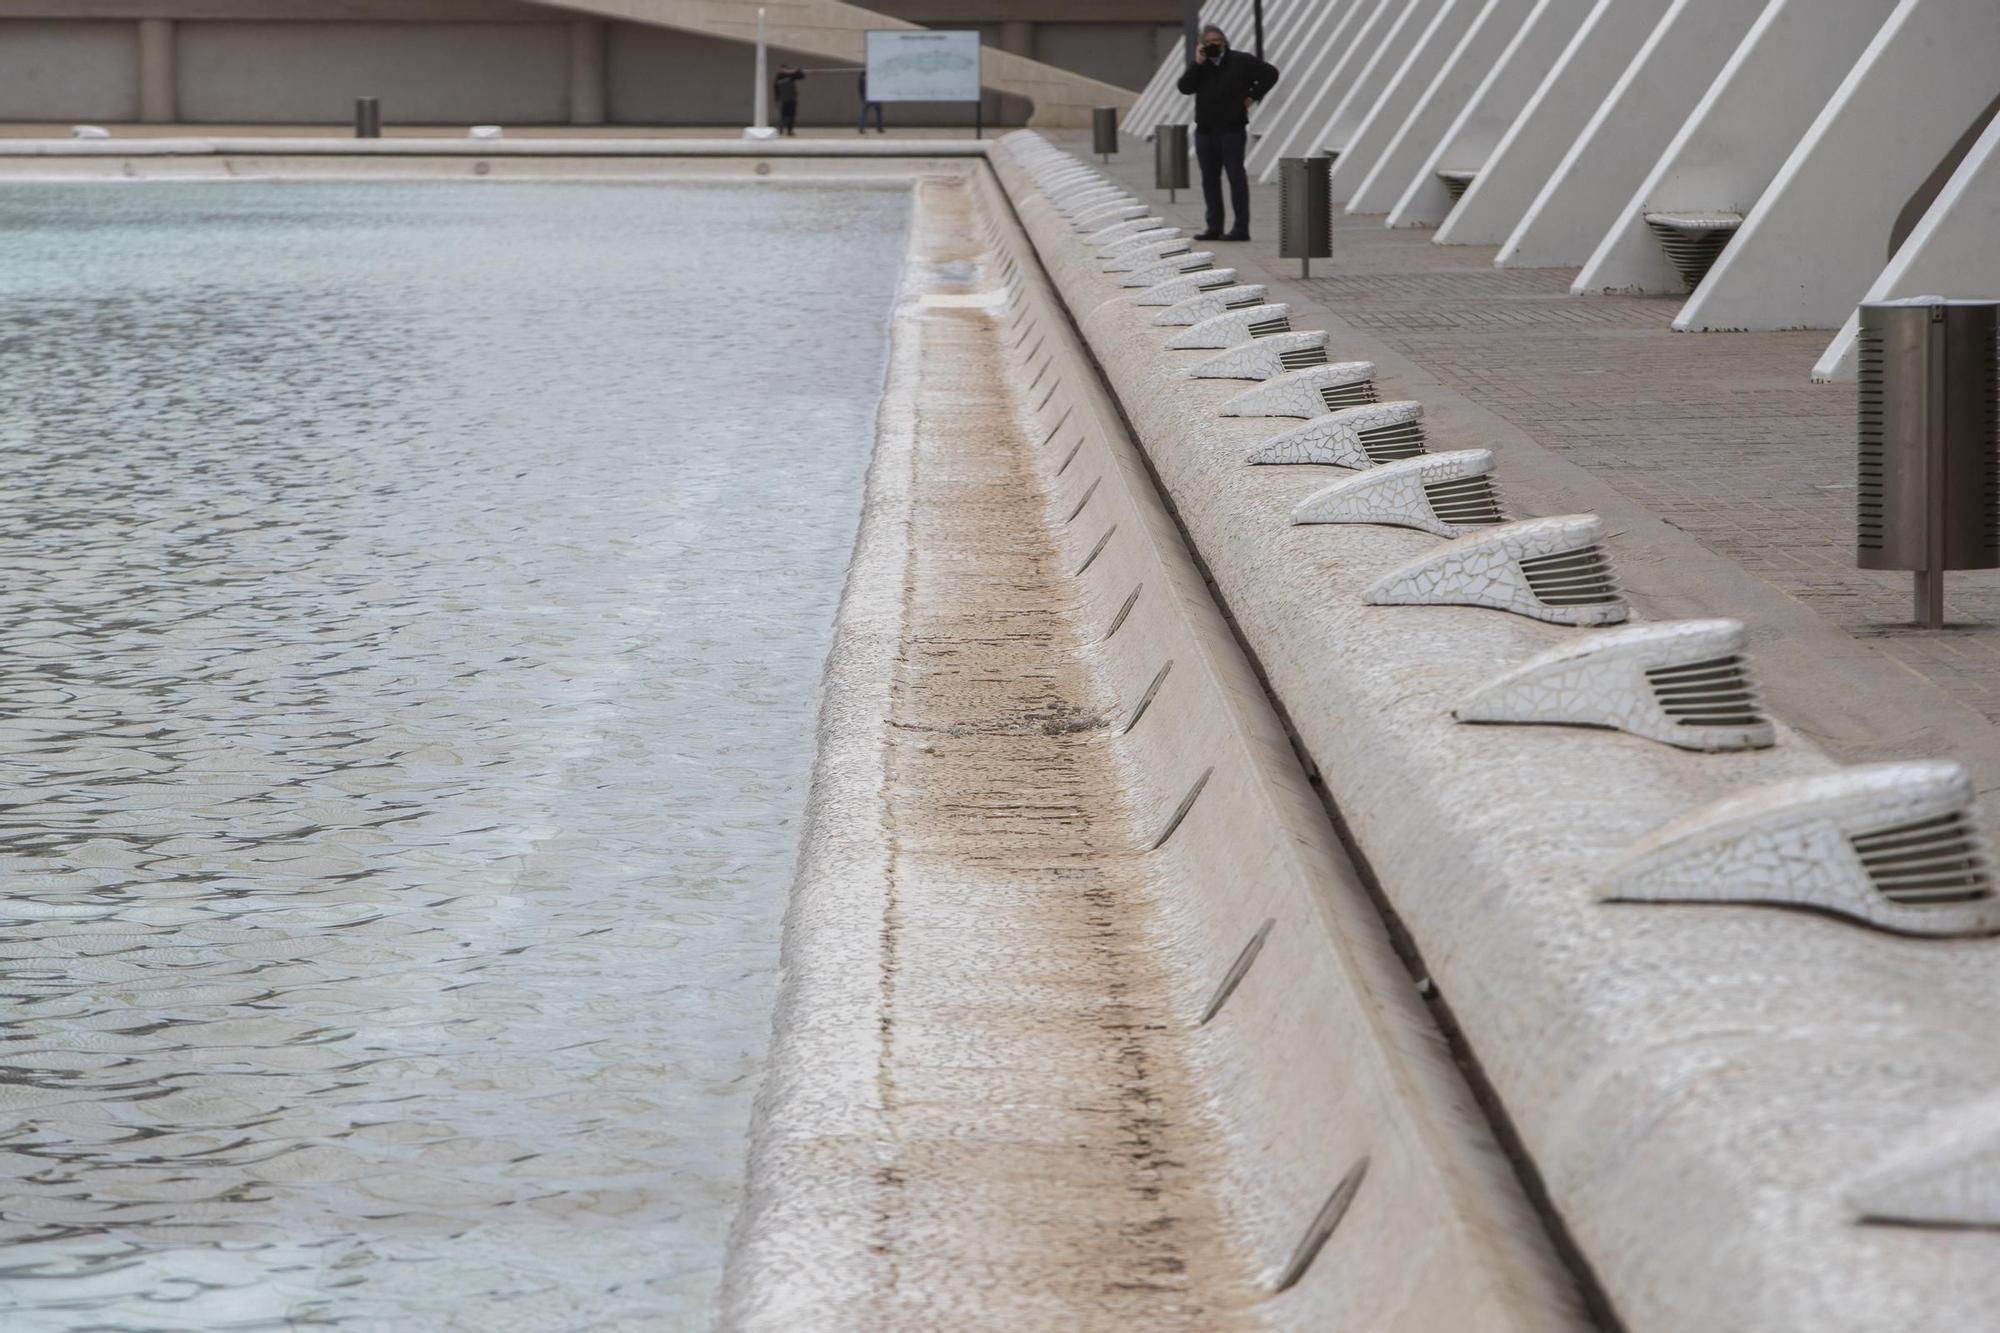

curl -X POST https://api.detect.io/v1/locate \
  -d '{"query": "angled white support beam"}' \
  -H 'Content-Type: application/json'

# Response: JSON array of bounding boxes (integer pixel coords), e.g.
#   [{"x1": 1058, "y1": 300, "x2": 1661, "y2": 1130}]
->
[
  {"x1": 1128, "y1": 0, "x2": 1253, "y2": 136},
  {"x1": 1496, "y1": 0, "x2": 1762, "y2": 268},
  {"x1": 1349, "y1": 0, "x2": 1539, "y2": 217},
  {"x1": 1816, "y1": 111, "x2": 2000, "y2": 379},
  {"x1": 1434, "y1": 0, "x2": 1671, "y2": 245},
  {"x1": 1247, "y1": 0, "x2": 1344, "y2": 153},
  {"x1": 1390, "y1": 0, "x2": 1595, "y2": 229},
  {"x1": 1251, "y1": 0, "x2": 1396, "y2": 178},
  {"x1": 1329, "y1": 0, "x2": 1485, "y2": 208},
  {"x1": 1678, "y1": 0, "x2": 2000, "y2": 332},
  {"x1": 1297, "y1": 0, "x2": 1448, "y2": 190},
  {"x1": 1574, "y1": 0, "x2": 1890, "y2": 296}
]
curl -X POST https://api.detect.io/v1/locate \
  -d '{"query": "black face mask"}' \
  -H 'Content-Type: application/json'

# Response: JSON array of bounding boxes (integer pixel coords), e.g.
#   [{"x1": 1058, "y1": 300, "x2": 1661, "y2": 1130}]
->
[{"x1": 1203, "y1": 43, "x2": 1224, "y2": 58}]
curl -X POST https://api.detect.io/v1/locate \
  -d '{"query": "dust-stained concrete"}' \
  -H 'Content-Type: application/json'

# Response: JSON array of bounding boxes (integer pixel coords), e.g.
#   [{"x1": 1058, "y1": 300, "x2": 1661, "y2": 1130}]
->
[{"x1": 723, "y1": 177, "x2": 1260, "y2": 1330}]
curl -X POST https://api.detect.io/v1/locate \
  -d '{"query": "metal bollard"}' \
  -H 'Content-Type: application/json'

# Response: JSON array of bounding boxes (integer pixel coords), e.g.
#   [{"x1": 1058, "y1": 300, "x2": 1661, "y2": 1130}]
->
[
  {"x1": 1279, "y1": 156, "x2": 1331, "y2": 279},
  {"x1": 1093, "y1": 107, "x2": 1118, "y2": 163},
  {"x1": 354, "y1": 97, "x2": 381, "y2": 139},
  {"x1": 1855, "y1": 298, "x2": 2000, "y2": 628},
  {"x1": 1154, "y1": 123, "x2": 1189, "y2": 203}
]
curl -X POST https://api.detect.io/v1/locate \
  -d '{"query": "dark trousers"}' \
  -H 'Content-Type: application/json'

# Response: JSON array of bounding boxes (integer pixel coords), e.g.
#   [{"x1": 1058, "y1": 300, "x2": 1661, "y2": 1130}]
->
[
  {"x1": 778, "y1": 100, "x2": 797, "y2": 135},
  {"x1": 858, "y1": 101, "x2": 884, "y2": 132},
  {"x1": 1194, "y1": 128, "x2": 1250, "y2": 236}
]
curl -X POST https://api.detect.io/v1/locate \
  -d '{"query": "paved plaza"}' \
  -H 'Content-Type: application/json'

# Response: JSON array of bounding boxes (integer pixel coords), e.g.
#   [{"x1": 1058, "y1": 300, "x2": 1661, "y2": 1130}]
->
[{"x1": 1070, "y1": 135, "x2": 2000, "y2": 746}]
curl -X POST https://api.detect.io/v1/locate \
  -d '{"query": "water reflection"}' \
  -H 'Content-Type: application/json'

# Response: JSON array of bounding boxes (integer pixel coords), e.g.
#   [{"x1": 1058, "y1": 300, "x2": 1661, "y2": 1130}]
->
[{"x1": 0, "y1": 179, "x2": 909, "y2": 1329}]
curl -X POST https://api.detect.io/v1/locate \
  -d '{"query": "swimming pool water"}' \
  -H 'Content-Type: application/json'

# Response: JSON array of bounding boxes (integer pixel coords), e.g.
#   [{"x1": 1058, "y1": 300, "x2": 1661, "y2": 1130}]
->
[{"x1": 0, "y1": 179, "x2": 910, "y2": 1330}]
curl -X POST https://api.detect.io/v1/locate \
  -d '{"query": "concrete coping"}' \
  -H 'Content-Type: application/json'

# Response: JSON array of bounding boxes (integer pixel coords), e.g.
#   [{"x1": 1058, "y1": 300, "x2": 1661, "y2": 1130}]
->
[{"x1": 0, "y1": 137, "x2": 997, "y2": 159}]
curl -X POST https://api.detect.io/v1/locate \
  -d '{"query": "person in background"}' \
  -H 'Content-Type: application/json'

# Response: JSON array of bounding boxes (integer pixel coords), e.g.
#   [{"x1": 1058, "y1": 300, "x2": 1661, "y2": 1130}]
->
[
  {"x1": 1175, "y1": 25, "x2": 1279, "y2": 242},
  {"x1": 774, "y1": 64, "x2": 805, "y2": 137},
  {"x1": 857, "y1": 70, "x2": 885, "y2": 135}
]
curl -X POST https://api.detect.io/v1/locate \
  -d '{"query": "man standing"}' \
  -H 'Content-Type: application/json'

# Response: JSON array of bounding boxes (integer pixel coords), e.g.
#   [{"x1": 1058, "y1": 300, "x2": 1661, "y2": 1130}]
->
[
  {"x1": 857, "y1": 69, "x2": 885, "y2": 135},
  {"x1": 774, "y1": 64, "x2": 805, "y2": 137},
  {"x1": 1174, "y1": 25, "x2": 1279, "y2": 242}
]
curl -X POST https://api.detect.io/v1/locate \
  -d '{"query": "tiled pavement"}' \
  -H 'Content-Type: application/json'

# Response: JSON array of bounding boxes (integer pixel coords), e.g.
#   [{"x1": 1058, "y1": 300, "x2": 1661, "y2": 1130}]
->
[{"x1": 1068, "y1": 137, "x2": 2000, "y2": 728}]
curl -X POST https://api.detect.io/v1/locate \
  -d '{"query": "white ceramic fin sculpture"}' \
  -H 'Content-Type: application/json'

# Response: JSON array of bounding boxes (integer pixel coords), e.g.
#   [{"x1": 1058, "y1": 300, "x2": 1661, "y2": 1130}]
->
[
  {"x1": 1248, "y1": 402, "x2": 1426, "y2": 467},
  {"x1": 1099, "y1": 228, "x2": 1184, "y2": 260},
  {"x1": 1598, "y1": 760, "x2": 2000, "y2": 936},
  {"x1": 1850, "y1": 1098, "x2": 2000, "y2": 1227},
  {"x1": 1188, "y1": 331, "x2": 1329, "y2": 380},
  {"x1": 1364, "y1": 515, "x2": 1629, "y2": 626},
  {"x1": 1104, "y1": 238, "x2": 1194, "y2": 272},
  {"x1": 1293, "y1": 450, "x2": 1503, "y2": 537},
  {"x1": 1167, "y1": 304, "x2": 1295, "y2": 350},
  {"x1": 1152, "y1": 285, "x2": 1270, "y2": 326},
  {"x1": 1455, "y1": 619, "x2": 1775, "y2": 752},
  {"x1": 1122, "y1": 253, "x2": 1216, "y2": 288},
  {"x1": 1087, "y1": 217, "x2": 1168, "y2": 246},
  {"x1": 1073, "y1": 202, "x2": 1148, "y2": 231},
  {"x1": 1133, "y1": 269, "x2": 1238, "y2": 306},
  {"x1": 1220, "y1": 363, "x2": 1378, "y2": 416}
]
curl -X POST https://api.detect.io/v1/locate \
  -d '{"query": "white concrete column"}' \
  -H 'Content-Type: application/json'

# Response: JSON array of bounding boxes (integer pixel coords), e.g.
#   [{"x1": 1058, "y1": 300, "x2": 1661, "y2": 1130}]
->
[
  {"x1": 1433, "y1": 0, "x2": 1669, "y2": 245},
  {"x1": 137, "y1": 18, "x2": 175, "y2": 125},
  {"x1": 1572, "y1": 0, "x2": 1890, "y2": 296},
  {"x1": 1252, "y1": 0, "x2": 1394, "y2": 177},
  {"x1": 1815, "y1": 112, "x2": 2000, "y2": 379},
  {"x1": 1331, "y1": 0, "x2": 1486, "y2": 209},
  {"x1": 1246, "y1": 0, "x2": 1336, "y2": 147},
  {"x1": 1677, "y1": 0, "x2": 2000, "y2": 332},
  {"x1": 1129, "y1": 0, "x2": 1253, "y2": 136},
  {"x1": 1387, "y1": 0, "x2": 1594, "y2": 229},
  {"x1": 1496, "y1": 0, "x2": 1762, "y2": 268},
  {"x1": 569, "y1": 19, "x2": 607, "y2": 126},
  {"x1": 1302, "y1": 0, "x2": 1446, "y2": 190},
  {"x1": 1349, "y1": 0, "x2": 1537, "y2": 216}
]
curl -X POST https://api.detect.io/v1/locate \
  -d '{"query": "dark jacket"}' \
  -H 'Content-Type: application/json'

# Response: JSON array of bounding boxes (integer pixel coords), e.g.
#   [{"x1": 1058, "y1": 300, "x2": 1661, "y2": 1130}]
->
[
  {"x1": 1175, "y1": 50, "x2": 1280, "y2": 132},
  {"x1": 775, "y1": 69, "x2": 804, "y2": 105}
]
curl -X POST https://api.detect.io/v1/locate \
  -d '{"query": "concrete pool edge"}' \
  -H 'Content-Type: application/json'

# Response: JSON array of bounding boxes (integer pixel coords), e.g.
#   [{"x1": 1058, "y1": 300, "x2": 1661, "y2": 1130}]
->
[
  {"x1": 990, "y1": 132, "x2": 2000, "y2": 1331},
  {"x1": 717, "y1": 159, "x2": 1591, "y2": 1327}
]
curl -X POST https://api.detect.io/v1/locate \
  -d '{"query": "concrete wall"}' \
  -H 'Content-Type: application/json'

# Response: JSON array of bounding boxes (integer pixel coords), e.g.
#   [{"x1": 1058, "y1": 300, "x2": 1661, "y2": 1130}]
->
[
  {"x1": 1675, "y1": 0, "x2": 2000, "y2": 332},
  {"x1": 0, "y1": 3, "x2": 1159, "y2": 128},
  {"x1": 1571, "y1": 0, "x2": 1891, "y2": 297},
  {"x1": 1495, "y1": 0, "x2": 1760, "y2": 268},
  {"x1": 178, "y1": 21, "x2": 572, "y2": 123},
  {"x1": 0, "y1": 20, "x2": 140, "y2": 121}
]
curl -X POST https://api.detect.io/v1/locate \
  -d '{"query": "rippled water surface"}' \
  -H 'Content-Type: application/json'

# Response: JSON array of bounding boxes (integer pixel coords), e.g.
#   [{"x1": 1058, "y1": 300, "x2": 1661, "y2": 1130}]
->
[{"x1": 0, "y1": 180, "x2": 910, "y2": 1329}]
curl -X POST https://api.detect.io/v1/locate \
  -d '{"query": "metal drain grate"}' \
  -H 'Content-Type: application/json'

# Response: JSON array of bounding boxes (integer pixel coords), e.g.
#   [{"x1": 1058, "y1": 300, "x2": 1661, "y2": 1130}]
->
[
  {"x1": 1226, "y1": 292, "x2": 1265, "y2": 310},
  {"x1": 1519, "y1": 544, "x2": 1620, "y2": 606},
  {"x1": 1851, "y1": 812, "x2": 1995, "y2": 905},
  {"x1": 1643, "y1": 212, "x2": 1742, "y2": 290},
  {"x1": 1359, "y1": 419, "x2": 1425, "y2": 462},
  {"x1": 1422, "y1": 475, "x2": 1504, "y2": 527},
  {"x1": 1857, "y1": 324, "x2": 1886, "y2": 553},
  {"x1": 1644, "y1": 655, "x2": 1765, "y2": 728},
  {"x1": 1248, "y1": 315, "x2": 1293, "y2": 338},
  {"x1": 1319, "y1": 380, "x2": 1378, "y2": 411},
  {"x1": 1437, "y1": 169, "x2": 1477, "y2": 202},
  {"x1": 1280, "y1": 344, "x2": 1330, "y2": 370}
]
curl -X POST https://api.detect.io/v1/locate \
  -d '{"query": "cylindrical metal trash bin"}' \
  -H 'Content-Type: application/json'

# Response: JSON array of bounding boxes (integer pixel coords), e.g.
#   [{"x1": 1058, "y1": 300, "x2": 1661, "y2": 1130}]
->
[
  {"x1": 1155, "y1": 124, "x2": 1189, "y2": 201},
  {"x1": 1856, "y1": 298, "x2": 2000, "y2": 627},
  {"x1": 1279, "y1": 156, "x2": 1332, "y2": 277},
  {"x1": 1093, "y1": 107, "x2": 1118, "y2": 162},
  {"x1": 354, "y1": 97, "x2": 382, "y2": 139}
]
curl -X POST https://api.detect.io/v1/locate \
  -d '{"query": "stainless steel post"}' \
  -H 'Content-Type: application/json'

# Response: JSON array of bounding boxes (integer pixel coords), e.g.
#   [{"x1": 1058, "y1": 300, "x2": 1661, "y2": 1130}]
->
[
  {"x1": 1855, "y1": 298, "x2": 2000, "y2": 629},
  {"x1": 1093, "y1": 107, "x2": 1118, "y2": 162},
  {"x1": 1279, "y1": 156, "x2": 1332, "y2": 280},
  {"x1": 1155, "y1": 123, "x2": 1189, "y2": 204}
]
